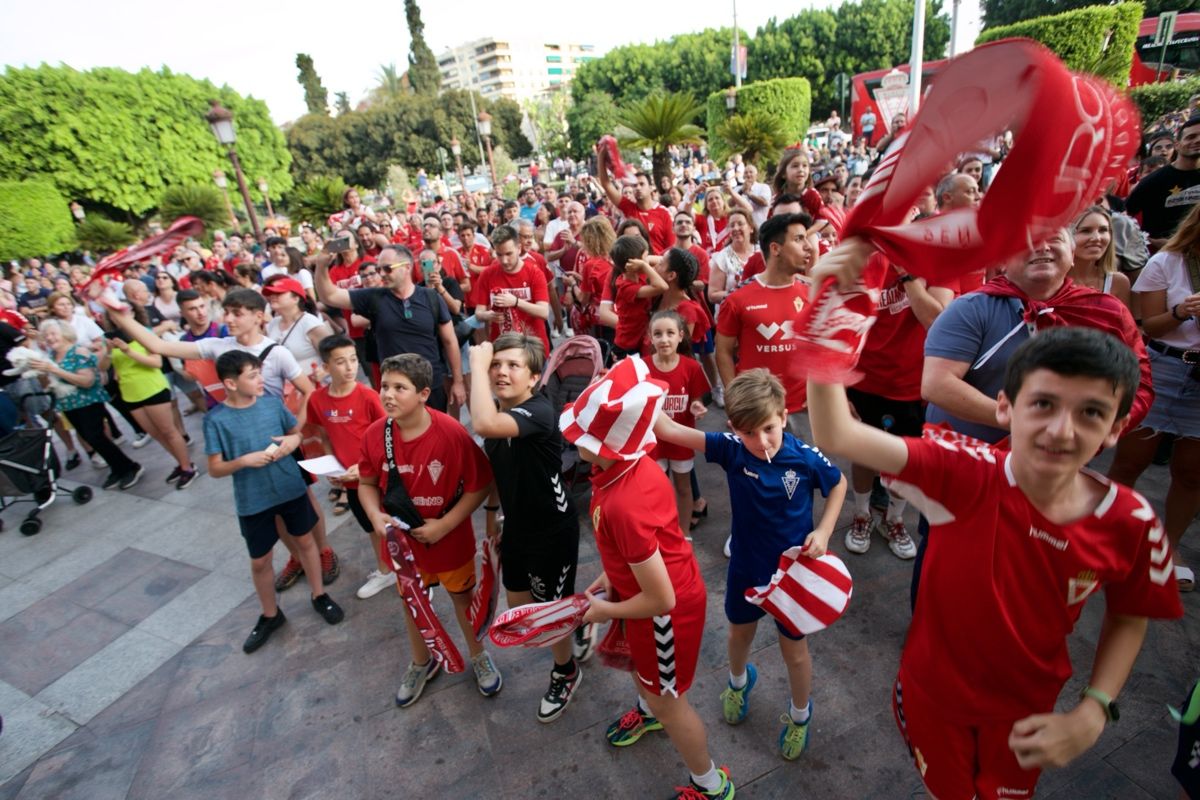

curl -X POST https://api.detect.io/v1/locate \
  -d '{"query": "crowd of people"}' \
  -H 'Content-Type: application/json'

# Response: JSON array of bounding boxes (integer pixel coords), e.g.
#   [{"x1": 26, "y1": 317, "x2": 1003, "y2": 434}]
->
[{"x1": 2, "y1": 91, "x2": 1199, "y2": 798}]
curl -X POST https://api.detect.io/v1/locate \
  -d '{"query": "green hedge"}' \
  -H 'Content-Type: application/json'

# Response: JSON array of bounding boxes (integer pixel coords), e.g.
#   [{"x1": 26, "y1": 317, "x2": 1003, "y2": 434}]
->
[
  {"x1": 706, "y1": 77, "x2": 811, "y2": 155},
  {"x1": 0, "y1": 179, "x2": 76, "y2": 261},
  {"x1": 976, "y1": 2, "x2": 1143, "y2": 86},
  {"x1": 1131, "y1": 76, "x2": 1200, "y2": 125}
]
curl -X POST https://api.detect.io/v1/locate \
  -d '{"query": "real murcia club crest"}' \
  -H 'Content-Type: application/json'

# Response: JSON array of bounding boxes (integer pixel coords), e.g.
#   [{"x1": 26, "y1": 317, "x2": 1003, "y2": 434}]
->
[
  {"x1": 1067, "y1": 570, "x2": 1099, "y2": 605},
  {"x1": 428, "y1": 459, "x2": 444, "y2": 484},
  {"x1": 782, "y1": 469, "x2": 800, "y2": 500}
]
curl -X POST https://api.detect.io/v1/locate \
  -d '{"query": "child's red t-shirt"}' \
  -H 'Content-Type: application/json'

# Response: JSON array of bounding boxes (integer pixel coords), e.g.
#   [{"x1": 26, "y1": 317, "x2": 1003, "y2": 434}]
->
[
  {"x1": 603, "y1": 274, "x2": 653, "y2": 351},
  {"x1": 306, "y1": 383, "x2": 385, "y2": 489},
  {"x1": 646, "y1": 356, "x2": 710, "y2": 462},
  {"x1": 358, "y1": 410, "x2": 492, "y2": 573},
  {"x1": 890, "y1": 432, "x2": 1183, "y2": 723}
]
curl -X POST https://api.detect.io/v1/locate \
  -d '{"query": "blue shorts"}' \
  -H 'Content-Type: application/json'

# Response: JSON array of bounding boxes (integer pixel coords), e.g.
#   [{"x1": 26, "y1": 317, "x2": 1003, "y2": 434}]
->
[
  {"x1": 724, "y1": 568, "x2": 805, "y2": 640},
  {"x1": 237, "y1": 492, "x2": 318, "y2": 559},
  {"x1": 692, "y1": 328, "x2": 715, "y2": 356}
]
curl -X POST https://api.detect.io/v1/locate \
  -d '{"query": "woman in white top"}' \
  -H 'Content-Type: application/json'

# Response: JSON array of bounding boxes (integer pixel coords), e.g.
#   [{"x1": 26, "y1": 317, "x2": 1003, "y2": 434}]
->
[
  {"x1": 262, "y1": 275, "x2": 333, "y2": 377},
  {"x1": 1108, "y1": 202, "x2": 1200, "y2": 592},
  {"x1": 1069, "y1": 205, "x2": 1132, "y2": 312},
  {"x1": 707, "y1": 209, "x2": 757, "y2": 306},
  {"x1": 152, "y1": 271, "x2": 182, "y2": 324}
]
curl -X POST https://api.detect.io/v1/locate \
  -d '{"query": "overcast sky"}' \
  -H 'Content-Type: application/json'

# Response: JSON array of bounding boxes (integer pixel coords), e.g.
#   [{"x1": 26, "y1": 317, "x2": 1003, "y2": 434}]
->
[{"x1": 0, "y1": 0, "x2": 982, "y2": 125}]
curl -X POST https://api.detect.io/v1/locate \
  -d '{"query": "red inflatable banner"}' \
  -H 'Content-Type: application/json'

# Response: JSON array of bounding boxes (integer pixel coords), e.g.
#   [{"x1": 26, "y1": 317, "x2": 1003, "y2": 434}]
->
[
  {"x1": 489, "y1": 593, "x2": 594, "y2": 649},
  {"x1": 793, "y1": 39, "x2": 1140, "y2": 382},
  {"x1": 383, "y1": 526, "x2": 465, "y2": 674},
  {"x1": 468, "y1": 534, "x2": 502, "y2": 642}
]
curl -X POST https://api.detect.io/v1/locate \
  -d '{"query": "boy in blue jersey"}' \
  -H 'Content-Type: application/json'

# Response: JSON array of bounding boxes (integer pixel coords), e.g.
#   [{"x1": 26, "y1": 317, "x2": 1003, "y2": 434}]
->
[{"x1": 655, "y1": 367, "x2": 846, "y2": 760}]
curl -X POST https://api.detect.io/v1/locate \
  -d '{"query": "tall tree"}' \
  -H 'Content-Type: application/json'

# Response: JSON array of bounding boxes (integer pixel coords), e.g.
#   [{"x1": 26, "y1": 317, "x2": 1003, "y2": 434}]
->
[
  {"x1": 373, "y1": 63, "x2": 406, "y2": 105},
  {"x1": 982, "y1": 0, "x2": 1173, "y2": 29},
  {"x1": 405, "y1": 0, "x2": 442, "y2": 96},
  {"x1": 295, "y1": 53, "x2": 329, "y2": 116},
  {"x1": 335, "y1": 92, "x2": 352, "y2": 115}
]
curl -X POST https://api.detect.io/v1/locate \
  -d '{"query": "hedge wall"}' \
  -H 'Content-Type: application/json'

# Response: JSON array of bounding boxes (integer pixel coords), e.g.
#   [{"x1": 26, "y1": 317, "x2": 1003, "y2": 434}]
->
[
  {"x1": 1131, "y1": 76, "x2": 1200, "y2": 125},
  {"x1": 976, "y1": 2, "x2": 1143, "y2": 86},
  {"x1": 0, "y1": 179, "x2": 76, "y2": 261},
  {"x1": 706, "y1": 77, "x2": 811, "y2": 155}
]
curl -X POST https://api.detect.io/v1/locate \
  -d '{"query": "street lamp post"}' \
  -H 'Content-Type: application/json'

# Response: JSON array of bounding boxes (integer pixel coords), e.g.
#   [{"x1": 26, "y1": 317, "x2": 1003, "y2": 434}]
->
[
  {"x1": 725, "y1": 86, "x2": 738, "y2": 114},
  {"x1": 205, "y1": 100, "x2": 262, "y2": 241},
  {"x1": 436, "y1": 146, "x2": 448, "y2": 194},
  {"x1": 450, "y1": 137, "x2": 467, "y2": 202},
  {"x1": 477, "y1": 111, "x2": 498, "y2": 195},
  {"x1": 256, "y1": 177, "x2": 275, "y2": 220},
  {"x1": 212, "y1": 169, "x2": 238, "y2": 229}
]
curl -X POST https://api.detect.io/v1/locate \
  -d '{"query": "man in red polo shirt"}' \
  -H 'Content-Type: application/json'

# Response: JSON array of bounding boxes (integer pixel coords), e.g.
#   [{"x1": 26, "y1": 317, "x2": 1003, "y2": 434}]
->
[
  {"x1": 474, "y1": 225, "x2": 552, "y2": 355},
  {"x1": 715, "y1": 213, "x2": 815, "y2": 433},
  {"x1": 457, "y1": 221, "x2": 495, "y2": 282},
  {"x1": 596, "y1": 147, "x2": 674, "y2": 255},
  {"x1": 420, "y1": 215, "x2": 466, "y2": 289}
]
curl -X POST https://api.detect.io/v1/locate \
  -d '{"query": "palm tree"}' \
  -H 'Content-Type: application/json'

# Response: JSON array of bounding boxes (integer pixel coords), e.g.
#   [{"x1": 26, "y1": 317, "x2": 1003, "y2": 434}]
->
[
  {"x1": 373, "y1": 63, "x2": 405, "y2": 104},
  {"x1": 715, "y1": 111, "x2": 789, "y2": 168},
  {"x1": 159, "y1": 184, "x2": 229, "y2": 234},
  {"x1": 616, "y1": 91, "x2": 705, "y2": 188}
]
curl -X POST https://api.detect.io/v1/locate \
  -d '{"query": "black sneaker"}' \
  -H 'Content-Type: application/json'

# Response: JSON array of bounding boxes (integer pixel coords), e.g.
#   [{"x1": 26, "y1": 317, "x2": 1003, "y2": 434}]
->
[
  {"x1": 165, "y1": 465, "x2": 184, "y2": 484},
  {"x1": 65, "y1": 452, "x2": 81, "y2": 471},
  {"x1": 537, "y1": 666, "x2": 582, "y2": 723},
  {"x1": 102, "y1": 471, "x2": 123, "y2": 490},
  {"x1": 311, "y1": 593, "x2": 344, "y2": 624},
  {"x1": 572, "y1": 622, "x2": 599, "y2": 663},
  {"x1": 175, "y1": 467, "x2": 198, "y2": 490},
  {"x1": 243, "y1": 610, "x2": 286, "y2": 654},
  {"x1": 118, "y1": 465, "x2": 144, "y2": 490}
]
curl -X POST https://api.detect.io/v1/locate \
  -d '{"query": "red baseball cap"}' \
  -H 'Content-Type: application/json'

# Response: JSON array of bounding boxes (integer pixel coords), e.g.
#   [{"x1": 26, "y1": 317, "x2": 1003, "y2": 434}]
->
[{"x1": 262, "y1": 277, "x2": 306, "y2": 299}]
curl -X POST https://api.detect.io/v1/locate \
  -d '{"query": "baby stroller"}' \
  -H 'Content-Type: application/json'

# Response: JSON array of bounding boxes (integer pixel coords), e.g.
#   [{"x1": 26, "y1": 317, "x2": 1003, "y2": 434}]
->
[
  {"x1": 536, "y1": 335, "x2": 606, "y2": 495},
  {"x1": 0, "y1": 391, "x2": 93, "y2": 536}
]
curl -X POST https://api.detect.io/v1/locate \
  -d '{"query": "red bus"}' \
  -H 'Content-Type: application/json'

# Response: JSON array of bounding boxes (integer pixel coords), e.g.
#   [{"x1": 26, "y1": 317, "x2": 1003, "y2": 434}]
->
[{"x1": 850, "y1": 13, "x2": 1200, "y2": 143}]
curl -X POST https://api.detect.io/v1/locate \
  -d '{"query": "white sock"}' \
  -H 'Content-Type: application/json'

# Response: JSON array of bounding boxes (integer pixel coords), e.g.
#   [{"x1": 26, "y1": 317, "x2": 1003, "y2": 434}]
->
[
  {"x1": 637, "y1": 695, "x2": 651, "y2": 716},
  {"x1": 690, "y1": 762, "x2": 721, "y2": 792},
  {"x1": 886, "y1": 496, "x2": 908, "y2": 522},
  {"x1": 729, "y1": 669, "x2": 748, "y2": 689},
  {"x1": 790, "y1": 700, "x2": 811, "y2": 724},
  {"x1": 853, "y1": 491, "x2": 870, "y2": 517}
]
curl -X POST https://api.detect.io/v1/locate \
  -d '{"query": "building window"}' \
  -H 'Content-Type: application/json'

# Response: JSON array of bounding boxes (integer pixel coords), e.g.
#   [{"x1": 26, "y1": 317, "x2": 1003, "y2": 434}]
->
[{"x1": 546, "y1": 55, "x2": 562, "y2": 63}]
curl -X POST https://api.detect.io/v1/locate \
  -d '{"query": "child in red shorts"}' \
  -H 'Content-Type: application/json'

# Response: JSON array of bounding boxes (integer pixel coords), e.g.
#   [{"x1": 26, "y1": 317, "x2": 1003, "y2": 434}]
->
[
  {"x1": 808, "y1": 289, "x2": 1184, "y2": 800},
  {"x1": 560, "y1": 356, "x2": 733, "y2": 800},
  {"x1": 357, "y1": 354, "x2": 501, "y2": 708}
]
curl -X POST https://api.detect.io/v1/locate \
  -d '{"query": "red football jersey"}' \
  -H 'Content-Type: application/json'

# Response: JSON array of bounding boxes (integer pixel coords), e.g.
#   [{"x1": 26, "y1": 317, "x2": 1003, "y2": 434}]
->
[
  {"x1": 306, "y1": 383, "x2": 385, "y2": 489},
  {"x1": 742, "y1": 251, "x2": 766, "y2": 281},
  {"x1": 604, "y1": 274, "x2": 654, "y2": 351},
  {"x1": 715, "y1": 276, "x2": 809, "y2": 412},
  {"x1": 891, "y1": 434, "x2": 1183, "y2": 723},
  {"x1": 473, "y1": 262, "x2": 551, "y2": 354},
  {"x1": 855, "y1": 256, "x2": 931, "y2": 401},
  {"x1": 550, "y1": 231, "x2": 585, "y2": 274},
  {"x1": 695, "y1": 213, "x2": 730, "y2": 253},
  {"x1": 646, "y1": 356, "x2": 710, "y2": 462},
  {"x1": 358, "y1": 410, "x2": 493, "y2": 573},
  {"x1": 688, "y1": 244, "x2": 711, "y2": 285},
  {"x1": 521, "y1": 250, "x2": 553, "y2": 285},
  {"x1": 589, "y1": 455, "x2": 703, "y2": 607},
  {"x1": 459, "y1": 244, "x2": 494, "y2": 278},
  {"x1": 619, "y1": 198, "x2": 675, "y2": 255}
]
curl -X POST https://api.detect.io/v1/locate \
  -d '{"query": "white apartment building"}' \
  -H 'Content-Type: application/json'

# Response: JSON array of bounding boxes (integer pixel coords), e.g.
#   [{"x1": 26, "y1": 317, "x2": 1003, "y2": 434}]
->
[{"x1": 437, "y1": 38, "x2": 602, "y2": 102}]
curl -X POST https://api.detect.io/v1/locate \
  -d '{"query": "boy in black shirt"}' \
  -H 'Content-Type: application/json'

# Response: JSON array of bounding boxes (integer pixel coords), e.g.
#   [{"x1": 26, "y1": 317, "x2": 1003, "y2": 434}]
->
[{"x1": 469, "y1": 333, "x2": 590, "y2": 723}]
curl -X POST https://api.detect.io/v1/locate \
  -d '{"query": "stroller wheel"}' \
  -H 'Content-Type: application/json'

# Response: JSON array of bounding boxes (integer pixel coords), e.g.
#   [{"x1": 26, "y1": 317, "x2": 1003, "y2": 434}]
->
[
  {"x1": 72, "y1": 486, "x2": 93, "y2": 505},
  {"x1": 19, "y1": 518, "x2": 41, "y2": 536}
]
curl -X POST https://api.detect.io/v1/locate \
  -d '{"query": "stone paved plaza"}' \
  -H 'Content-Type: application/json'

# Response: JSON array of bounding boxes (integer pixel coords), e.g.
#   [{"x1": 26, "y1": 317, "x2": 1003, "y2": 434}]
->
[{"x1": 0, "y1": 406, "x2": 1195, "y2": 799}]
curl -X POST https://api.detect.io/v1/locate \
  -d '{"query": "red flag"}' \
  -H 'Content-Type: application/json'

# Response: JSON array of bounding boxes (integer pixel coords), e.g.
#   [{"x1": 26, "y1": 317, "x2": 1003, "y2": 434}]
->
[
  {"x1": 383, "y1": 526, "x2": 465, "y2": 674},
  {"x1": 489, "y1": 593, "x2": 594, "y2": 648},
  {"x1": 468, "y1": 534, "x2": 502, "y2": 642}
]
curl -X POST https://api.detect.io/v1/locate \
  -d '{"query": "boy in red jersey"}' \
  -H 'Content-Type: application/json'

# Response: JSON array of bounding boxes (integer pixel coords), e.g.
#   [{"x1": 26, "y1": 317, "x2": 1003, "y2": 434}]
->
[
  {"x1": 357, "y1": 354, "x2": 501, "y2": 707},
  {"x1": 808, "y1": 263, "x2": 1183, "y2": 800},
  {"x1": 560, "y1": 356, "x2": 733, "y2": 800}
]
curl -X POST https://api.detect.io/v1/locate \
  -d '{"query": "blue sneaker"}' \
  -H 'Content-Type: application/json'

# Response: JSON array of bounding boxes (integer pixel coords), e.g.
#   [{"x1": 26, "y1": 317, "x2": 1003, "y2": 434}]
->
[
  {"x1": 779, "y1": 700, "x2": 813, "y2": 760},
  {"x1": 720, "y1": 663, "x2": 757, "y2": 725}
]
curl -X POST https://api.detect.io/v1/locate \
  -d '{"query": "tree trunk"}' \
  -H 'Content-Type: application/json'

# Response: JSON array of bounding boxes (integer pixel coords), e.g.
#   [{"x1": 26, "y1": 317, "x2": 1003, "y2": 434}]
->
[{"x1": 652, "y1": 149, "x2": 672, "y2": 194}]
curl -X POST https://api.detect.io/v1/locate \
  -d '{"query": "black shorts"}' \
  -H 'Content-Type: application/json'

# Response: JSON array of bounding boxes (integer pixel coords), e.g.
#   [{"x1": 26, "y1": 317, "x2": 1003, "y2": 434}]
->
[
  {"x1": 345, "y1": 487, "x2": 373, "y2": 533},
  {"x1": 124, "y1": 387, "x2": 172, "y2": 410},
  {"x1": 501, "y1": 517, "x2": 580, "y2": 602},
  {"x1": 845, "y1": 388, "x2": 925, "y2": 438},
  {"x1": 292, "y1": 450, "x2": 315, "y2": 486},
  {"x1": 237, "y1": 493, "x2": 318, "y2": 559}
]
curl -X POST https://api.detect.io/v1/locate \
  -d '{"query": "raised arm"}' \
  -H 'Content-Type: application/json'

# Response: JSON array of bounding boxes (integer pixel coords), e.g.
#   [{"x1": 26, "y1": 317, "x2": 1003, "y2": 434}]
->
[
  {"x1": 806, "y1": 382, "x2": 909, "y2": 476},
  {"x1": 107, "y1": 310, "x2": 200, "y2": 360},
  {"x1": 594, "y1": 143, "x2": 624, "y2": 207},
  {"x1": 921, "y1": 356, "x2": 1002, "y2": 429},
  {"x1": 314, "y1": 258, "x2": 352, "y2": 310}
]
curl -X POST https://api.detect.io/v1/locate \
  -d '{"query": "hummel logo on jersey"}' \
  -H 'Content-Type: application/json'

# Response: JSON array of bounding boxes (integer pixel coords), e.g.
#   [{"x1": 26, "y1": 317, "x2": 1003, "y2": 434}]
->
[
  {"x1": 1067, "y1": 570, "x2": 1099, "y2": 605},
  {"x1": 552, "y1": 473, "x2": 569, "y2": 513},
  {"x1": 743, "y1": 467, "x2": 759, "y2": 480},
  {"x1": 512, "y1": 407, "x2": 532, "y2": 418},
  {"x1": 428, "y1": 459, "x2": 443, "y2": 484},
  {"x1": 745, "y1": 303, "x2": 768, "y2": 310},
  {"x1": 1148, "y1": 522, "x2": 1173, "y2": 585},
  {"x1": 1028, "y1": 525, "x2": 1068, "y2": 551},
  {"x1": 782, "y1": 469, "x2": 800, "y2": 500}
]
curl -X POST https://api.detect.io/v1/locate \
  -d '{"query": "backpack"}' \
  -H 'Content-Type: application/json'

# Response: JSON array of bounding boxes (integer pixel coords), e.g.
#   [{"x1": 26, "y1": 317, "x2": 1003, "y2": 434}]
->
[{"x1": 535, "y1": 335, "x2": 606, "y2": 491}]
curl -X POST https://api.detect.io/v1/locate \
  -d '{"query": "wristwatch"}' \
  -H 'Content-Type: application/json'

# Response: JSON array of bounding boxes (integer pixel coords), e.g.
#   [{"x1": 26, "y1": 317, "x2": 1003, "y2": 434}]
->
[{"x1": 1079, "y1": 686, "x2": 1119, "y2": 722}]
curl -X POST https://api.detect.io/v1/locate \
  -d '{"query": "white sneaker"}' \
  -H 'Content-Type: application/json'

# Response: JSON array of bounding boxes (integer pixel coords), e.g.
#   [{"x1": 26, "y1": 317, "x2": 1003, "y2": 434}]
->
[
  {"x1": 844, "y1": 513, "x2": 873, "y2": 554},
  {"x1": 563, "y1": 326, "x2": 575, "y2": 338},
  {"x1": 878, "y1": 517, "x2": 917, "y2": 560},
  {"x1": 356, "y1": 569, "x2": 396, "y2": 599},
  {"x1": 131, "y1": 433, "x2": 151, "y2": 449},
  {"x1": 90, "y1": 453, "x2": 108, "y2": 469},
  {"x1": 723, "y1": 535, "x2": 731, "y2": 558},
  {"x1": 471, "y1": 650, "x2": 503, "y2": 696},
  {"x1": 713, "y1": 383, "x2": 725, "y2": 409}
]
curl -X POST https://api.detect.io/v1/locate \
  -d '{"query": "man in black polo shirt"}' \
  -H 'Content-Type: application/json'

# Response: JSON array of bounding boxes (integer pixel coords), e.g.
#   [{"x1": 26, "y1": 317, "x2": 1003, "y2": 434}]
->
[
  {"x1": 1128, "y1": 115, "x2": 1200, "y2": 248},
  {"x1": 315, "y1": 245, "x2": 465, "y2": 412}
]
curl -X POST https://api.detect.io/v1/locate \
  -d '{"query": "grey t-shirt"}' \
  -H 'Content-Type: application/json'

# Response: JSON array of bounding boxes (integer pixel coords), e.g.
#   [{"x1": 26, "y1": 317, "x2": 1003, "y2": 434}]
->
[{"x1": 923, "y1": 292, "x2": 1028, "y2": 443}]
